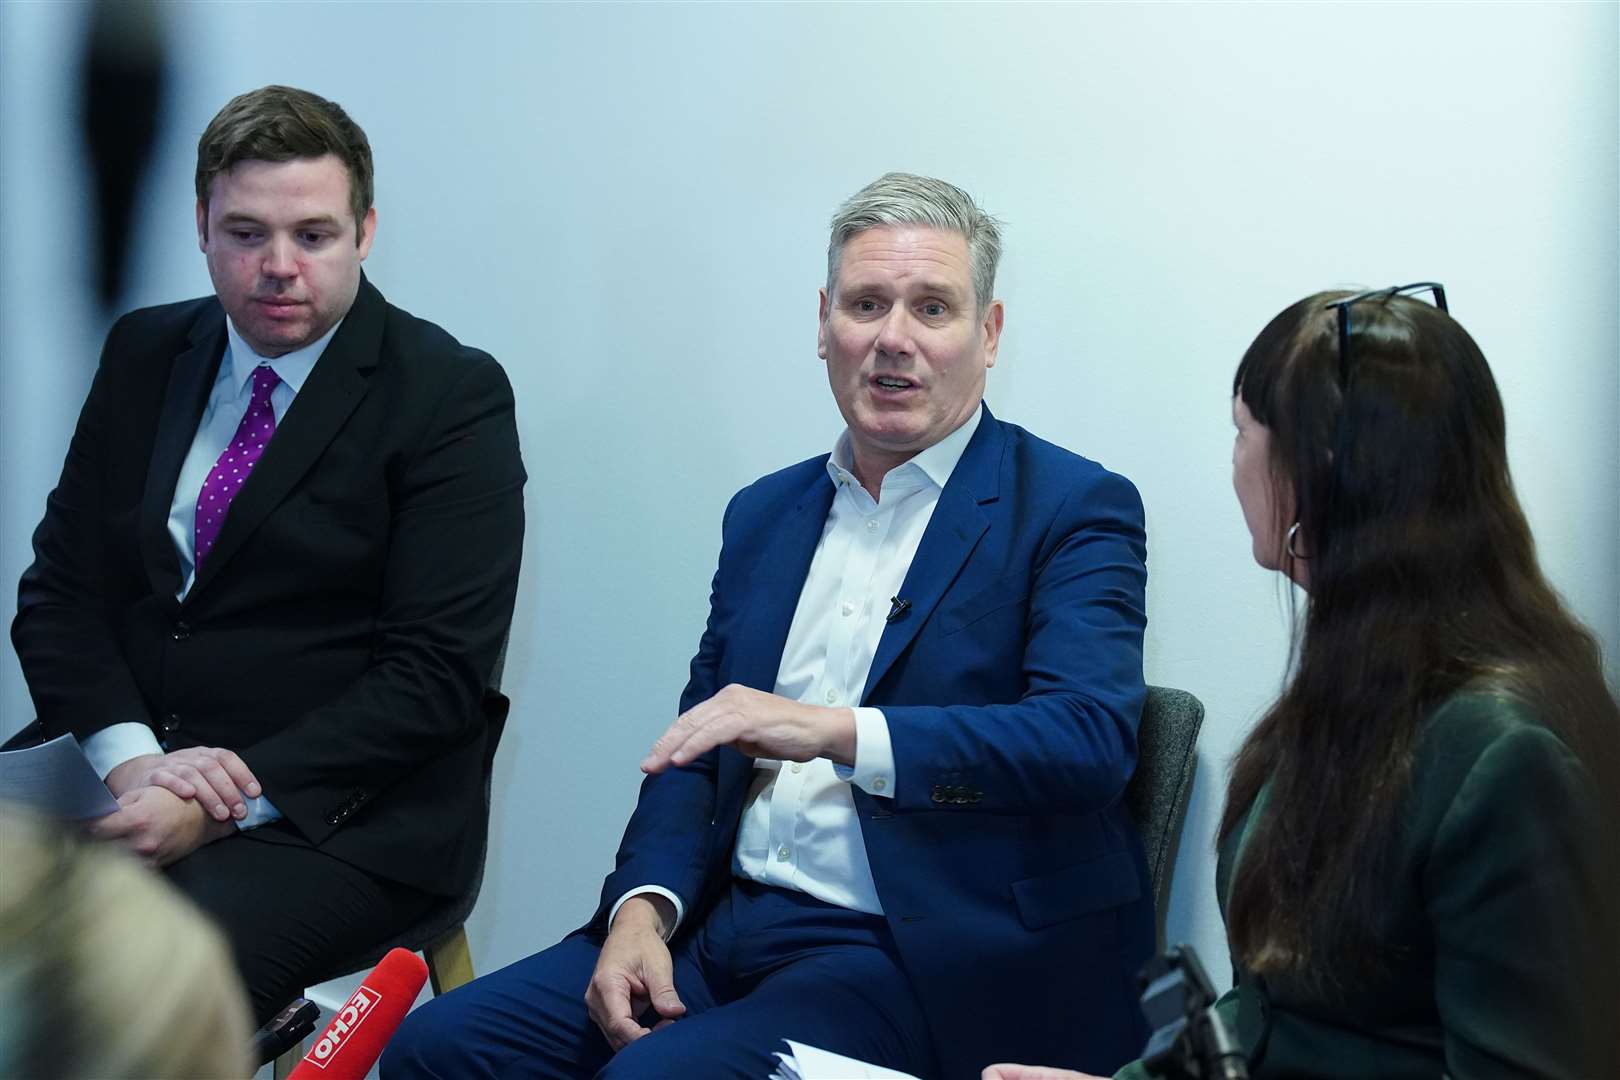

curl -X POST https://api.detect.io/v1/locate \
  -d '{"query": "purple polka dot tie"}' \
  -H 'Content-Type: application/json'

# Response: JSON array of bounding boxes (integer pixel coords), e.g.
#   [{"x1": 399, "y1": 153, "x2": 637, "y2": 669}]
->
[{"x1": 194, "y1": 364, "x2": 281, "y2": 568}]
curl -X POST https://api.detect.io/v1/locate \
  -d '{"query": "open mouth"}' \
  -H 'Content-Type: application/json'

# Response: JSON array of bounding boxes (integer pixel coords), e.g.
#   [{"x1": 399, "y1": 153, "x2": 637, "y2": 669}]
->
[{"x1": 872, "y1": 375, "x2": 915, "y2": 391}]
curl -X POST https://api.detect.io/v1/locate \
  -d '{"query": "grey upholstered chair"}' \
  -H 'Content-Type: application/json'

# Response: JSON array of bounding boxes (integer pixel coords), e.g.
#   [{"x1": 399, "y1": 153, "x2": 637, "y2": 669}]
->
[{"x1": 1124, "y1": 685, "x2": 1205, "y2": 948}]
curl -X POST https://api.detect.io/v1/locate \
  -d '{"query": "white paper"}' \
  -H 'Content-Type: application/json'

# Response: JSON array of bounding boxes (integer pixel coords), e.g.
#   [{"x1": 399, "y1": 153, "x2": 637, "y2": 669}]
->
[
  {"x1": 0, "y1": 732, "x2": 121, "y2": 820},
  {"x1": 770, "y1": 1039, "x2": 923, "y2": 1080}
]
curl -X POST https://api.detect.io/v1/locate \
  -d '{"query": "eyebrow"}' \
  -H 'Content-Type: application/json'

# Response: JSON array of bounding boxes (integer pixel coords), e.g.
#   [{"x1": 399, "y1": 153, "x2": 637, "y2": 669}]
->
[
  {"x1": 841, "y1": 279, "x2": 967, "y2": 301},
  {"x1": 217, "y1": 212, "x2": 343, "y2": 230}
]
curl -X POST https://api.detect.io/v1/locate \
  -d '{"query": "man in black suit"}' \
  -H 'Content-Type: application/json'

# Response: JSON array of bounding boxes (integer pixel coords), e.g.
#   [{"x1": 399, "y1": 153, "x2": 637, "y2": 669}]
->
[{"x1": 10, "y1": 85, "x2": 525, "y2": 1021}]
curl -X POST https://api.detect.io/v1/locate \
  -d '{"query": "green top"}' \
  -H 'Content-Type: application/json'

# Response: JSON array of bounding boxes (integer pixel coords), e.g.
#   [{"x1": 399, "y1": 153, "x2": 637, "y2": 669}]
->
[{"x1": 1119, "y1": 691, "x2": 1618, "y2": 1079}]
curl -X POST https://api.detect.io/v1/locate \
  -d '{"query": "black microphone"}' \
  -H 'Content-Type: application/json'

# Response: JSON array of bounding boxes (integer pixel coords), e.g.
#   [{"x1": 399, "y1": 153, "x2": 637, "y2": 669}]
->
[{"x1": 886, "y1": 596, "x2": 911, "y2": 624}]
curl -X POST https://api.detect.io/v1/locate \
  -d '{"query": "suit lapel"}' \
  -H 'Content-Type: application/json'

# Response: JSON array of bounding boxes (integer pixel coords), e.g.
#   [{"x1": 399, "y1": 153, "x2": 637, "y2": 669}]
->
[
  {"x1": 728, "y1": 469, "x2": 837, "y2": 693},
  {"x1": 141, "y1": 304, "x2": 227, "y2": 601},
  {"x1": 187, "y1": 278, "x2": 385, "y2": 601},
  {"x1": 862, "y1": 408, "x2": 1004, "y2": 701}
]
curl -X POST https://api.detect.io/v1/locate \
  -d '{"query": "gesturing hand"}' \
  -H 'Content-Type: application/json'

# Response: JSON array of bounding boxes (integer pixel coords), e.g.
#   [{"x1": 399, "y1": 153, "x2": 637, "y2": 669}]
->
[
  {"x1": 982, "y1": 1066, "x2": 1109, "y2": 1080},
  {"x1": 105, "y1": 747, "x2": 262, "y2": 822},
  {"x1": 87, "y1": 785, "x2": 236, "y2": 867},
  {"x1": 640, "y1": 684, "x2": 856, "y2": 774},
  {"x1": 586, "y1": 896, "x2": 686, "y2": 1051}
]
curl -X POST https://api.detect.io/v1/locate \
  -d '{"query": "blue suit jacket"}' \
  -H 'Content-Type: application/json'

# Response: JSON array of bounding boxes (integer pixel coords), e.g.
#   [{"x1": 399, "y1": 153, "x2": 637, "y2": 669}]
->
[{"x1": 595, "y1": 405, "x2": 1153, "y2": 1078}]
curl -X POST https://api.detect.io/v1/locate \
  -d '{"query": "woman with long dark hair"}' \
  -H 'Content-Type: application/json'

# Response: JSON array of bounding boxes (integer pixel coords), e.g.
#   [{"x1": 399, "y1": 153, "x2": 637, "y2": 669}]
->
[{"x1": 985, "y1": 284, "x2": 1619, "y2": 1079}]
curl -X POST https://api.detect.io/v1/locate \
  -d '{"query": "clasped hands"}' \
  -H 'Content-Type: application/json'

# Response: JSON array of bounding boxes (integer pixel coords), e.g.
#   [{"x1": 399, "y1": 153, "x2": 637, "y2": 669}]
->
[
  {"x1": 585, "y1": 685, "x2": 856, "y2": 1049},
  {"x1": 88, "y1": 746, "x2": 262, "y2": 867}
]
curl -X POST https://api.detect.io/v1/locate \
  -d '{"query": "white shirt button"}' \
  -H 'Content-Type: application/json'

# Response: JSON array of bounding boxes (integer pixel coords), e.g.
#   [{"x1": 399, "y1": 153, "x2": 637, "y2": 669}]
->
[
  {"x1": 791, "y1": 762, "x2": 804, "y2": 774},
  {"x1": 865, "y1": 518, "x2": 880, "y2": 532},
  {"x1": 777, "y1": 844, "x2": 791, "y2": 862},
  {"x1": 841, "y1": 599, "x2": 855, "y2": 617},
  {"x1": 872, "y1": 776, "x2": 888, "y2": 792},
  {"x1": 825, "y1": 688, "x2": 839, "y2": 704}
]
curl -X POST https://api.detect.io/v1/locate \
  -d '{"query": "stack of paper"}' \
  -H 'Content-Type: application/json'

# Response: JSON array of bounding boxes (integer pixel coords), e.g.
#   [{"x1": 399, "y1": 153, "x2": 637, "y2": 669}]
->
[
  {"x1": 0, "y1": 732, "x2": 119, "y2": 819},
  {"x1": 770, "y1": 1039, "x2": 923, "y2": 1080}
]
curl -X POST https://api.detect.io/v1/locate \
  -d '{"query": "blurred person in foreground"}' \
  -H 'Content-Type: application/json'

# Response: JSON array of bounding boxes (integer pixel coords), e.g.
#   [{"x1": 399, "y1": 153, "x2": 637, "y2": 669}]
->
[
  {"x1": 0, "y1": 807, "x2": 253, "y2": 1078},
  {"x1": 385, "y1": 173, "x2": 1154, "y2": 1079},
  {"x1": 984, "y1": 284, "x2": 1620, "y2": 1080},
  {"x1": 10, "y1": 85, "x2": 525, "y2": 1022}
]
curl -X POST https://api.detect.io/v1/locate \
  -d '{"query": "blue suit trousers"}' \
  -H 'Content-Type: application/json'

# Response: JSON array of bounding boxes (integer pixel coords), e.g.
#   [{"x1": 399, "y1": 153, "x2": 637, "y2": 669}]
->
[{"x1": 383, "y1": 879, "x2": 938, "y2": 1079}]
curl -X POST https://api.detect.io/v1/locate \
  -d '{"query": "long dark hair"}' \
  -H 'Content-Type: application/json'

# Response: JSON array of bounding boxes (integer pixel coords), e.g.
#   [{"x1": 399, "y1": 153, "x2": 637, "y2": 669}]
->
[{"x1": 1220, "y1": 289, "x2": 1618, "y2": 987}]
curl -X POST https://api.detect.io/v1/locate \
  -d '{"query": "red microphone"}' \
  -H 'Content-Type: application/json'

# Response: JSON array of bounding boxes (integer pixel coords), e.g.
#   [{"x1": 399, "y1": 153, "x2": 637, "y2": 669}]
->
[{"x1": 287, "y1": 948, "x2": 428, "y2": 1079}]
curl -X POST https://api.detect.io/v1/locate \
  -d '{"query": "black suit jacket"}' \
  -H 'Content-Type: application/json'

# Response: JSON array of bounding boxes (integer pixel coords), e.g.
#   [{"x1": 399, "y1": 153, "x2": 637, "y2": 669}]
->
[{"x1": 12, "y1": 276, "x2": 525, "y2": 896}]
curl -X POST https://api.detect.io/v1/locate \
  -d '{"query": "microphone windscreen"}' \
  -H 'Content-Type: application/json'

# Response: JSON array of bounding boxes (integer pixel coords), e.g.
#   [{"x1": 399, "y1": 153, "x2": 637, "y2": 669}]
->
[{"x1": 286, "y1": 947, "x2": 429, "y2": 1080}]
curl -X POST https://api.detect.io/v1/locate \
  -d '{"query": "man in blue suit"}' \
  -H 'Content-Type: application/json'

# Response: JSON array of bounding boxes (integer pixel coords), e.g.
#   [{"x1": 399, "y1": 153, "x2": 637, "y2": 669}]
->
[{"x1": 385, "y1": 173, "x2": 1152, "y2": 1080}]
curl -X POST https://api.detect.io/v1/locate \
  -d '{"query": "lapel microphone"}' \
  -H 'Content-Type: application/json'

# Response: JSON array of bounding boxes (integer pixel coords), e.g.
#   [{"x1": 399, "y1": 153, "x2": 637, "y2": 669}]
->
[{"x1": 886, "y1": 596, "x2": 912, "y2": 624}]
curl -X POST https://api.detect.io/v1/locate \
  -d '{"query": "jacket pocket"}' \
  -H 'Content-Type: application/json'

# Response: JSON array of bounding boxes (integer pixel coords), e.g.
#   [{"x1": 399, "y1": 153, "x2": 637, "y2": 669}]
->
[
  {"x1": 302, "y1": 493, "x2": 389, "y2": 526},
  {"x1": 1011, "y1": 849, "x2": 1142, "y2": 930},
  {"x1": 938, "y1": 574, "x2": 1028, "y2": 635}
]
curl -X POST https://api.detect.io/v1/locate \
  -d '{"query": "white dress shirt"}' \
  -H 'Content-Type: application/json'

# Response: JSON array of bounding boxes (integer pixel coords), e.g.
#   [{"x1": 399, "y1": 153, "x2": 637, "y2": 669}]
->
[
  {"x1": 615, "y1": 406, "x2": 982, "y2": 931},
  {"x1": 81, "y1": 317, "x2": 342, "y2": 831}
]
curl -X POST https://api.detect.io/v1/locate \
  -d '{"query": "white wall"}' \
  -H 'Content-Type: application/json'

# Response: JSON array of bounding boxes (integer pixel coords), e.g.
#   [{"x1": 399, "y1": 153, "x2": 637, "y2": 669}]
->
[{"x1": 3, "y1": 0, "x2": 1615, "y2": 1023}]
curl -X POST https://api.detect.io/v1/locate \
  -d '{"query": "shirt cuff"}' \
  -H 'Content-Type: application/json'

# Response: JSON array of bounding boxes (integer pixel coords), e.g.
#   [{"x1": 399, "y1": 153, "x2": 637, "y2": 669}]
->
[
  {"x1": 234, "y1": 795, "x2": 282, "y2": 831},
  {"x1": 833, "y1": 706, "x2": 896, "y2": 799},
  {"x1": 80, "y1": 722, "x2": 163, "y2": 781},
  {"x1": 609, "y1": 887, "x2": 686, "y2": 941}
]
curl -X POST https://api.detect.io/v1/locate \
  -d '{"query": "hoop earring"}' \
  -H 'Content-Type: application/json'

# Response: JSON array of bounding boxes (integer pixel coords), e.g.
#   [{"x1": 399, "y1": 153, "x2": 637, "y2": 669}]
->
[{"x1": 1286, "y1": 521, "x2": 1310, "y2": 560}]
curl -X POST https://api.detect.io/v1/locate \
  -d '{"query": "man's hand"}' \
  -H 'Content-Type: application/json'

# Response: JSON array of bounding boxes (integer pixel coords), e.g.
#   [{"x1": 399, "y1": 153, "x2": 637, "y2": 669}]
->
[
  {"x1": 585, "y1": 895, "x2": 686, "y2": 1051},
  {"x1": 86, "y1": 785, "x2": 236, "y2": 867},
  {"x1": 982, "y1": 1066, "x2": 1108, "y2": 1080},
  {"x1": 641, "y1": 684, "x2": 856, "y2": 774},
  {"x1": 105, "y1": 747, "x2": 262, "y2": 822}
]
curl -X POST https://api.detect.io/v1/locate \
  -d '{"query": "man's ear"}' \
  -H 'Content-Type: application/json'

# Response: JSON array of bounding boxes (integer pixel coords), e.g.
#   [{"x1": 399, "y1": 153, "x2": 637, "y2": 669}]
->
[
  {"x1": 356, "y1": 207, "x2": 377, "y2": 259},
  {"x1": 196, "y1": 200, "x2": 209, "y2": 251},
  {"x1": 817, "y1": 287, "x2": 831, "y2": 360},
  {"x1": 981, "y1": 299, "x2": 1005, "y2": 368}
]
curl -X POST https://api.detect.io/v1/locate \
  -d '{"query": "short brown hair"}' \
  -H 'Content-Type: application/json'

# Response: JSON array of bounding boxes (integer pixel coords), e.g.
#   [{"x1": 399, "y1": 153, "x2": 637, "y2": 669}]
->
[{"x1": 195, "y1": 85, "x2": 373, "y2": 243}]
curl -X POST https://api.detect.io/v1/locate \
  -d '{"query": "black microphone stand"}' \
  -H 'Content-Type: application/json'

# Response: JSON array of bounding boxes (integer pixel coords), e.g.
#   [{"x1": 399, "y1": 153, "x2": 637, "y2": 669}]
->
[
  {"x1": 251, "y1": 997, "x2": 321, "y2": 1068},
  {"x1": 1136, "y1": 945, "x2": 1250, "y2": 1080}
]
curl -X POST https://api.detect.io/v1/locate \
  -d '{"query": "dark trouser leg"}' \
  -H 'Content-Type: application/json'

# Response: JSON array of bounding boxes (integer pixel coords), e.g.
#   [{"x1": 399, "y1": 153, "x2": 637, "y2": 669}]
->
[
  {"x1": 164, "y1": 826, "x2": 437, "y2": 1025},
  {"x1": 383, "y1": 933, "x2": 639, "y2": 1080},
  {"x1": 385, "y1": 880, "x2": 935, "y2": 1080},
  {"x1": 601, "y1": 880, "x2": 936, "y2": 1080}
]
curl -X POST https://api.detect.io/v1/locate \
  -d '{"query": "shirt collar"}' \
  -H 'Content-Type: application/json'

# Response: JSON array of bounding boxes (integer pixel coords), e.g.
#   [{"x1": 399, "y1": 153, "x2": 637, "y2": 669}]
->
[
  {"x1": 827, "y1": 401, "x2": 984, "y2": 493},
  {"x1": 223, "y1": 316, "x2": 343, "y2": 396}
]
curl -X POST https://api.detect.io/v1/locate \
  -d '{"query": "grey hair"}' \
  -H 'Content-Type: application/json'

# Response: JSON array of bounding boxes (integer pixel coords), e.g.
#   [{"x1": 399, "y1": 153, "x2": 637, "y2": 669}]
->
[{"x1": 826, "y1": 172, "x2": 1003, "y2": 312}]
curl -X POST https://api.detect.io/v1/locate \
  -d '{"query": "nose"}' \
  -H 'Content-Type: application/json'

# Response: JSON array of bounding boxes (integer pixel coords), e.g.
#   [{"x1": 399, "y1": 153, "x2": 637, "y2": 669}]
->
[
  {"x1": 261, "y1": 235, "x2": 298, "y2": 280},
  {"x1": 874, "y1": 306, "x2": 913, "y2": 357}
]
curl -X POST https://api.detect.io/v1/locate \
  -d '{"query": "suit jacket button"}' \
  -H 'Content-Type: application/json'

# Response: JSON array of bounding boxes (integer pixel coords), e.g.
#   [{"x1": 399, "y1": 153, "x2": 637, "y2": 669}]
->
[
  {"x1": 162, "y1": 714, "x2": 181, "y2": 734},
  {"x1": 171, "y1": 621, "x2": 191, "y2": 642}
]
